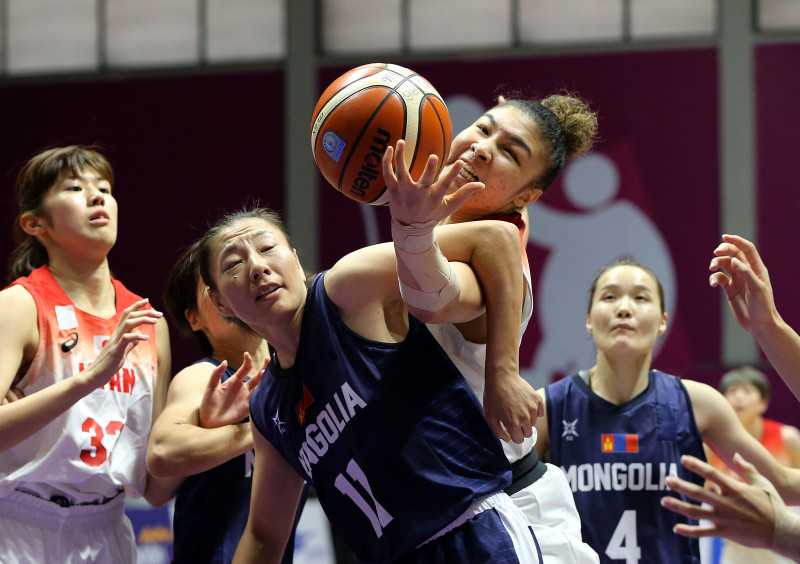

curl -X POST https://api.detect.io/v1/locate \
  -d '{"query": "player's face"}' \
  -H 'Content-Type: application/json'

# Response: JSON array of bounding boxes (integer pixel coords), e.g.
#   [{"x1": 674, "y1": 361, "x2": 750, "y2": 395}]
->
[
  {"x1": 37, "y1": 168, "x2": 117, "y2": 253},
  {"x1": 586, "y1": 265, "x2": 667, "y2": 359},
  {"x1": 442, "y1": 105, "x2": 545, "y2": 218},
  {"x1": 724, "y1": 383, "x2": 767, "y2": 422},
  {"x1": 207, "y1": 217, "x2": 306, "y2": 335},
  {"x1": 189, "y1": 277, "x2": 243, "y2": 343}
]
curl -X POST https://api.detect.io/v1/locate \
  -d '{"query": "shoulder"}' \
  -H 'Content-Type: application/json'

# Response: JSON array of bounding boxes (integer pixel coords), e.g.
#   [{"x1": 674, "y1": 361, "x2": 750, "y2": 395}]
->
[{"x1": 0, "y1": 285, "x2": 38, "y2": 333}]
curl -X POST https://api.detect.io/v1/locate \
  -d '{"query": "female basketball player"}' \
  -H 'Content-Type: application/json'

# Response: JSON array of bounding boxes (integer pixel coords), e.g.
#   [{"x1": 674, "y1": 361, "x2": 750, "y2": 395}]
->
[
  {"x1": 535, "y1": 259, "x2": 800, "y2": 563},
  {"x1": 197, "y1": 154, "x2": 543, "y2": 562},
  {"x1": 147, "y1": 241, "x2": 308, "y2": 563},
  {"x1": 0, "y1": 146, "x2": 176, "y2": 563},
  {"x1": 384, "y1": 92, "x2": 601, "y2": 563}
]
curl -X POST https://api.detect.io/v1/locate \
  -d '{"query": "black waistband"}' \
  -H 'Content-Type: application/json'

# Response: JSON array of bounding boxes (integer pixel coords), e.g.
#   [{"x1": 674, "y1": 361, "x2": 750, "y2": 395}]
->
[
  {"x1": 504, "y1": 450, "x2": 547, "y2": 496},
  {"x1": 43, "y1": 489, "x2": 123, "y2": 508}
]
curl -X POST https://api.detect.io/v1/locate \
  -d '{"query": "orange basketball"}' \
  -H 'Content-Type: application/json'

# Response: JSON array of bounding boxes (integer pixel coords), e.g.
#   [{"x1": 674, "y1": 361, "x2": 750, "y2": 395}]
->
[{"x1": 310, "y1": 63, "x2": 452, "y2": 205}]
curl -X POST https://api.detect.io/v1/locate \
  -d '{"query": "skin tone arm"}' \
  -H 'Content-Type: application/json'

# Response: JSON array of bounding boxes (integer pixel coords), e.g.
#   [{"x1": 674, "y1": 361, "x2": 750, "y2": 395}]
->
[
  {"x1": 143, "y1": 316, "x2": 186, "y2": 507},
  {"x1": 686, "y1": 379, "x2": 800, "y2": 505},
  {"x1": 661, "y1": 453, "x2": 800, "y2": 561},
  {"x1": 379, "y1": 140, "x2": 543, "y2": 443},
  {"x1": 0, "y1": 291, "x2": 162, "y2": 453},
  {"x1": 146, "y1": 353, "x2": 262, "y2": 479},
  {"x1": 711, "y1": 234, "x2": 800, "y2": 401},
  {"x1": 232, "y1": 423, "x2": 306, "y2": 564}
]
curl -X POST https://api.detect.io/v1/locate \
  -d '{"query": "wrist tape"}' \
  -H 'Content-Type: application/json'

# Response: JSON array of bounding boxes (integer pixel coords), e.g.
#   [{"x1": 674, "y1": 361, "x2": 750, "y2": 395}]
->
[{"x1": 391, "y1": 218, "x2": 460, "y2": 312}]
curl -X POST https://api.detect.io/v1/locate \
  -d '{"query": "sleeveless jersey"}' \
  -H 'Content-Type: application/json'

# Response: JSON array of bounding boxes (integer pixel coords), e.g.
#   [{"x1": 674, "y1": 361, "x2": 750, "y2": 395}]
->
[
  {"x1": 427, "y1": 212, "x2": 535, "y2": 463},
  {"x1": 546, "y1": 370, "x2": 706, "y2": 564},
  {"x1": 249, "y1": 273, "x2": 512, "y2": 562},
  {"x1": 172, "y1": 359, "x2": 254, "y2": 563},
  {"x1": 0, "y1": 266, "x2": 158, "y2": 503}
]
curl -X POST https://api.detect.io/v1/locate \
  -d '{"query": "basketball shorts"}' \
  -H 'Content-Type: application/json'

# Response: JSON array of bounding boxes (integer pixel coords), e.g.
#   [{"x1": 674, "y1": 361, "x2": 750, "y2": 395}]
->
[{"x1": 0, "y1": 489, "x2": 136, "y2": 564}]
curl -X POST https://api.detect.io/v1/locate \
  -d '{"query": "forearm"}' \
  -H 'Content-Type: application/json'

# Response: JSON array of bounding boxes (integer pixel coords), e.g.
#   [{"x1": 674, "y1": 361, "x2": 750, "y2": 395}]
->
[
  {"x1": 147, "y1": 421, "x2": 252, "y2": 478},
  {"x1": 751, "y1": 314, "x2": 800, "y2": 402},
  {"x1": 0, "y1": 373, "x2": 96, "y2": 453},
  {"x1": 471, "y1": 225, "x2": 524, "y2": 383},
  {"x1": 233, "y1": 529, "x2": 286, "y2": 564}
]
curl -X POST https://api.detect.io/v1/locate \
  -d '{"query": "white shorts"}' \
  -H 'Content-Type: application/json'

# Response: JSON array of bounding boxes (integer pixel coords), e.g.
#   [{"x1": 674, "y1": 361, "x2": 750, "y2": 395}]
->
[
  {"x1": 0, "y1": 489, "x2": 136, "y2": 564},
  {"x1": 510, "y1": 463, "x2": 600, "y2": 564}
]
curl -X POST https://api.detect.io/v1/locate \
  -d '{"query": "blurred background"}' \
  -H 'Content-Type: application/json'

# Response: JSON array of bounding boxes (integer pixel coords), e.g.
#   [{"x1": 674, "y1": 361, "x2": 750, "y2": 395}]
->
[{"x1": 2, "y1": 1, "x2": 799, "y2": 561}]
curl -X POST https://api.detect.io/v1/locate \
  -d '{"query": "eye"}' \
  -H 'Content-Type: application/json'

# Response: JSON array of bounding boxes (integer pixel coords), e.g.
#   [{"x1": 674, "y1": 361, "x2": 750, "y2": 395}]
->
[
  {"x1": 99, "y1": 187, "x2": 112, "y2": 194},
  {"x1": 260, "y1": 245, "x2": 275, "y2": 254},
  {"x1": 224, "y1": 259, "x2": 242, "y2": 272},
  {"x1": 505, "y1": 147, "x2": 519, "y2": 163},
  {"x1": 476, "y1": 123, "x2": 489, "y2": 135},
  {"x1": 67, "y1": 185, "x2": 82, "y2": 191}
]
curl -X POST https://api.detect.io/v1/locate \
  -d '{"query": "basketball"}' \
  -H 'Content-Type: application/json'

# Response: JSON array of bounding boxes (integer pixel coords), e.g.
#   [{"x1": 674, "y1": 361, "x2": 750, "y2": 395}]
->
[{"x1": 310, "y1": 63, "x2": 452, "y2": 206}]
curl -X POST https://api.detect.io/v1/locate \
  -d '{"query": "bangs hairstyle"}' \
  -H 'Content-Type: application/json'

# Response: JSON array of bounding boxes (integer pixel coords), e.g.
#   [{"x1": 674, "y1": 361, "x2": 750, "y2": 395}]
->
[
  {"x1": 9, "y1": 145, "x2": 114, "y2": 281},
  {"x1": 587, "y1": 259, "x2": 665, "y2": 315}
]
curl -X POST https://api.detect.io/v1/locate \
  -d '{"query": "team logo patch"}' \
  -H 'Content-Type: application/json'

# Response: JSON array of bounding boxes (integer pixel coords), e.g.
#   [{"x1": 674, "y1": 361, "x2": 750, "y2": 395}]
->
[
  {"x1": 322, "y1": 131, "x2": 346, "y2": 162},
  {"x1": 295, "y1": 385, "x2": 314, "y2": 425},
  {"x1": 272, "y1": 409, "x2": 286, "y2": 434},
  {"x1": 562, "y1": 418, "x2": 579, "y2": 440},
  {"x1": 601, "y1": 433, "x2": 639, "y2": 453},
  {"x1": 61, "y1": 331, "x2": 79, "y2": 353}
]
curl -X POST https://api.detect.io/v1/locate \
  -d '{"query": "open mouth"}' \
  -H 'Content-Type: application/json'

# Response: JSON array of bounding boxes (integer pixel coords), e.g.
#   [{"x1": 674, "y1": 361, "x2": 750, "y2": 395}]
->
[{"x1": 460, "y1": 163, "x2": 479, "y2": 182}]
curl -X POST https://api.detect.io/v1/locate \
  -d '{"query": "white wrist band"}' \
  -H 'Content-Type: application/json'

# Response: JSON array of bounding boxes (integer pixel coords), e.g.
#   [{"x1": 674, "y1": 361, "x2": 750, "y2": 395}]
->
[
  {"x1": 391, "y1": 218, "x2": 460, "y2": 312},
  {"x1": 773, "y1": 505, "x2": 800, "y2": 559}
]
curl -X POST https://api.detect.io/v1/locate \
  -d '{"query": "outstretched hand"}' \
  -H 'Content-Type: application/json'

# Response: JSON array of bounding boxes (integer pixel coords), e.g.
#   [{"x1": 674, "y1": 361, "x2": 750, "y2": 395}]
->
[
  {"x1": 483, "y1": 374, "x2": 543, "y2": 443},
  {"x1": 199, "y1": 352, "x2": 265, "y2": 429},
  {"x1": 382, "y1": 139, "x2": 484, "y2": 226},
  {"x1": 82, "y1": 298, "x2": 162, "y2": 388},
  {"x1": 660, "y1": 454, "x2": 778, "y2": 549},
  {"x1": 710, "y1": 234, "x2": 777, "y2": 335}
]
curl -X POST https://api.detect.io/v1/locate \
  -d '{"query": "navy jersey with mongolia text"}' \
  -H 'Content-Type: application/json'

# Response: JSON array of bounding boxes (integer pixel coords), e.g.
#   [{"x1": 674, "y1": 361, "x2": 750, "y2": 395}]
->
[
  {"x1": 171, "y1": 359, "x2": 253, "y2": 563},
  {"x1": 249, "y1": 273, "x2": 512, "y2": 562},
  {"x1": 546, "y1": 370, "x2": 706, "y2": 564}
]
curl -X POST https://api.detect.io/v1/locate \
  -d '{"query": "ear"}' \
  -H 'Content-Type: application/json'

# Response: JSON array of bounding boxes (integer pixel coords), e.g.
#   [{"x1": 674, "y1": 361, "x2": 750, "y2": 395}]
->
[
  {"x1": 208, "y1": 289, "x2": 235, "y2": 318},
  {"x1": 514, "y1": 187, "x2": 543, "y2": 209},
  {"x1": 20, "y1": 212, "x2": 44, "y2": 237},
  {"x1": 497, "y1": 95, "x2": 507, "y2": 104},
  {"x1": 586, "y1": 313, "x2": 593, "y2": 335},
  {"x1": 185, "y1": 308, "x2": 201, "y2": 331},
  {"x1": 657, "y1": 312, "x2": 669, "y2": 336},
  {"x1": 756, "y1": 398, "x2": 768, "y2": 416}
]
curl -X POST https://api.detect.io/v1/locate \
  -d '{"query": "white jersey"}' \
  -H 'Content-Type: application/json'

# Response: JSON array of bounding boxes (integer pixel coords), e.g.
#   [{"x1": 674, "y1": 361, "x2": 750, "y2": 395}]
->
[{"x1": 0, "y1": 266, "x2": 158, "y2": 504}]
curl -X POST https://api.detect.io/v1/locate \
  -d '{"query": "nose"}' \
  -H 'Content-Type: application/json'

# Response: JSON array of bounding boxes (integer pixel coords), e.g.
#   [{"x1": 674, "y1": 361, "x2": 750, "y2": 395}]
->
[
  {"x1": 471, "y1": 141, "x2": 491, "y2": 162},
  {"x1": 87, "y1": 185, "x2": 105, "y2": 207},
  {"x1": 250, "y1": 256, "x2": 271, "y2": 282},
  {"x1": 615, "y1": 296, "x2": 633, "y2": 318}
]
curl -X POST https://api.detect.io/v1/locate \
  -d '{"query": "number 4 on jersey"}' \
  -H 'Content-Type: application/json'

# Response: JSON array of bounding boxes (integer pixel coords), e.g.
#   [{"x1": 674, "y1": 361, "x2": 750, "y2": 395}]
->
[
  {"x1": 606, "y1": 509, "x2": 642, "y2": 563},
  {"x1": 335, "y1": 458, "x2": 393, "y2": 537}
]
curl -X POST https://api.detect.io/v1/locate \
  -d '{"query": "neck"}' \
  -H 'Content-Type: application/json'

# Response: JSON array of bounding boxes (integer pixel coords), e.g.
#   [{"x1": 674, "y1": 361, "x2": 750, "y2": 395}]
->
[
  {"x1": 590, "y1": 351, "x2": 653, "y2": 404},
  {"x1": 212, "y1": 333, "x2": 271, "y2": 371},
  {"x1": 252, "y1": 306, "x2": 304, "y2": 370},
  {"x1": 47, "y1": 256, "x2": 116, "y2": 316},
  {"x1": 444, "y1": 207, "x2": 516, "y2": 225}
]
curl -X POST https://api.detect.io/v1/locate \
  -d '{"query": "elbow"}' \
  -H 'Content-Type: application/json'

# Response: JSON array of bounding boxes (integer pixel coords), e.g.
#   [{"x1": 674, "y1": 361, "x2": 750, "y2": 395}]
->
[{"x1": 145, "y1": 441, "x2": 174, "y2": 479}]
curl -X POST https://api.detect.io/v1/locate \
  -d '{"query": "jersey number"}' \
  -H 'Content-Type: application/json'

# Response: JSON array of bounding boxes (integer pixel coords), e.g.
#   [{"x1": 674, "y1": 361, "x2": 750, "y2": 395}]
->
[
  {"x1": 80, "y1": 417, "x2": 123, "y2": 467},
  {"x1": 335, "y1": 459, "x2": 394, "y2": 538},
  {"x1": 605, "y1": 509, "x2": 642, "y2": 563}
]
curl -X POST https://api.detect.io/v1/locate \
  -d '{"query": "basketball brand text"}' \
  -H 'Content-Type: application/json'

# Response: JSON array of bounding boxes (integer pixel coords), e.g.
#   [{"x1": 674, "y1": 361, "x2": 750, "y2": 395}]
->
[{"x1": 350, "y1": 128, "x2": 391, "y2": 199}]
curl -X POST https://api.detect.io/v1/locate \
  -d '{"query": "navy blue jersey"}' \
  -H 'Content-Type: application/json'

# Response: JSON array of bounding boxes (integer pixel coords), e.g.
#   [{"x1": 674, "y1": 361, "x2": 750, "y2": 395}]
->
[
  {"x1": 172, "y1": 359, "x2": 308, "y2": 564},
  {"x1": 249, "y1": 273, "x2": 512, "y2": 563},
  {"x1": 546, "y1": 370, "x2": 706, "y2": 564}
]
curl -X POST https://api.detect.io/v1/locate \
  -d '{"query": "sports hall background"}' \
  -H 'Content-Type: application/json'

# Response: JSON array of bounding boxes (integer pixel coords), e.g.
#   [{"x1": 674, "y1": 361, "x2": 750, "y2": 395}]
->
[{"x1": 1, "y1": 1, "x2": 799, "y2": 561}]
